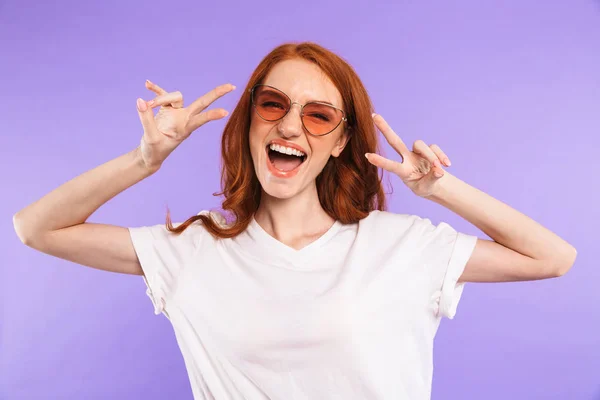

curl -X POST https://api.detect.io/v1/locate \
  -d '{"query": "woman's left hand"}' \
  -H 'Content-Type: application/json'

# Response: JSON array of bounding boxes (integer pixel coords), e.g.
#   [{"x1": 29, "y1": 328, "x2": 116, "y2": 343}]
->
[{"x1": 365, "y1": 114, "x2": 451, "y2": 199}]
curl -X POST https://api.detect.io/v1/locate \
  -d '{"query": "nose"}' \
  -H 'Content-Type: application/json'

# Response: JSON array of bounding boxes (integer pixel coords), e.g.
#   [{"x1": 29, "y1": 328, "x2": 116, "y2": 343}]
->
[{"x1": 277, "y1": 102, "x2": 304, "y2": 138}]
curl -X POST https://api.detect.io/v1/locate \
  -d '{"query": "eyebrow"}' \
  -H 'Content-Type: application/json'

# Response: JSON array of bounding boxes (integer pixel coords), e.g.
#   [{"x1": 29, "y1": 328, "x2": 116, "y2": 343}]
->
[
  {"x1": 262, "y1": 86, "x2": 337, "y2": 107},
  {"x1": 310, "y1": 99, "x2": 335, "y2": 106}
]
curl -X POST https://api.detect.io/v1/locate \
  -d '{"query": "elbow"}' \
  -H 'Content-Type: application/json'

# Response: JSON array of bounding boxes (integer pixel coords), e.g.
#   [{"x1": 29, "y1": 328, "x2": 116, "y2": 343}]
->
[
  {"x1": 553, "y1": 246, "x2": 578, "y2": 277},
  {"x1": 13, "y1": 212, "x2": 27, "y2": 243},
  {"x1": 13, "y1": 212, "x2": 35, "y2": 246}
]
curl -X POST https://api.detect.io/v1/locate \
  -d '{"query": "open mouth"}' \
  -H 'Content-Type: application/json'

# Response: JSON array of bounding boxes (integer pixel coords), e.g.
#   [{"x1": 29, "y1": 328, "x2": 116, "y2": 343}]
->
[{"x1": 265, "y1": 145, "x2": 307, "y2": 174}]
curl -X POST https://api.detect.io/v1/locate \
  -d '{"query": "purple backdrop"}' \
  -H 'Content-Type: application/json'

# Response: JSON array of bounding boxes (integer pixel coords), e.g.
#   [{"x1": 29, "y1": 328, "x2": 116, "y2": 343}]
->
[{"x1": 2, "y1": 1, "x2": 599, "y2": 399}]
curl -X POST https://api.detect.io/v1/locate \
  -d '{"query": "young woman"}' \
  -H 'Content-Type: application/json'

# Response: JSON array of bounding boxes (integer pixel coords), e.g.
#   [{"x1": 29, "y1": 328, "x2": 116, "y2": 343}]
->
[{"x1": 13, "y1": 42, "x2": 577, "y2": 399}]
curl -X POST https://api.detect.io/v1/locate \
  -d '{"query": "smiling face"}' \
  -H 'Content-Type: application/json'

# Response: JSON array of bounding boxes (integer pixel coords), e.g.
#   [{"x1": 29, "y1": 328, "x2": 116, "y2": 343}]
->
[{"x1": 248, "y1": 58, "x2": 349, "y2": 200}]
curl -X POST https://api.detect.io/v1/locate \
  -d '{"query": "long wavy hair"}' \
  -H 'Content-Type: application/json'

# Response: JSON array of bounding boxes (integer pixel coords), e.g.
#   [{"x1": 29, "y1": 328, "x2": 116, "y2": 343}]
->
[{"x1": 165, "y1": 41, "x2": 387, "y2": 238}]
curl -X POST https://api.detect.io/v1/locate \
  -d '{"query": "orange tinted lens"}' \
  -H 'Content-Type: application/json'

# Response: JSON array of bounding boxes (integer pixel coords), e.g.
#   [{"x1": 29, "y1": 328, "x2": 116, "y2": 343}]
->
[
  {"x1": 253, "y1": 87, "x2": 290, "y2": 121},
  {"x1": 302, "y1": 103, "x2": 343, "y2": 135}
]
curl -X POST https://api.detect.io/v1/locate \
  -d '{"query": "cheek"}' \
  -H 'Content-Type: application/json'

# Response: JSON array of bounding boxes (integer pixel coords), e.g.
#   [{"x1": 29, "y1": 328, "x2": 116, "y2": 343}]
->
[
  {"x1": 248, "y1": 123, "x2": 262, "y2": 153},
  {"x1": 248, "y1": 124, "x2": 269, "y2": 166},
  {"x1": 249, "y1": 116, "x2": 269, "y2": 142},
  {"x1": 248, "y1": 135, "x2": 261, "y2": 164},
  {"x1": 307, "y1": 137, "x2": 336, "y2": 160}
]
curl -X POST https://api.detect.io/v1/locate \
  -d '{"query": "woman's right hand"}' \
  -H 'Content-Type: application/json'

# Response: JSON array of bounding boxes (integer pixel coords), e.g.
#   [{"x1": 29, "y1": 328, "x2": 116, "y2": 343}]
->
[{"x1": 136, "y1": 80, "x2": 236, "y2": 172}]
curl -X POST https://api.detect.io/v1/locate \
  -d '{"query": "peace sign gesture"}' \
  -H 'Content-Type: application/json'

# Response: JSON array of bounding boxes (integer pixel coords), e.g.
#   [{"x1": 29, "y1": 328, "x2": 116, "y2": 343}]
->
[
  {"x1": 365, "y1": 114, "x2": 451, "y2": 198},
  {"x1": 136, "y1": 80, "x2": 236, "y2": 172}
]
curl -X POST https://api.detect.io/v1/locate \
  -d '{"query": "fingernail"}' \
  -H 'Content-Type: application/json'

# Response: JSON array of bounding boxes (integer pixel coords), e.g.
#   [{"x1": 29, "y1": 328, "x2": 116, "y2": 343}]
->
[
  {"x1": 146, "y1": 79, "x2": 152, "y2": 85},
  {"x1": 231, "y1": 85, "x2": 237, "y2": 90},
  {"x1": 365, "y1": 153, "x2": 370, "y2": 159},
  {"x1": 136, "y1": 98, "x2": 147, "y2": 112},
  {"x1": 147, "y1": 100, "x2": 155, "y2": 107},
  {"x1": 372, "y1": 113, "x2": 377, "y2": 118},
  {"x1": 445, "y1": 158, "x2": 451, "y2": 166}
]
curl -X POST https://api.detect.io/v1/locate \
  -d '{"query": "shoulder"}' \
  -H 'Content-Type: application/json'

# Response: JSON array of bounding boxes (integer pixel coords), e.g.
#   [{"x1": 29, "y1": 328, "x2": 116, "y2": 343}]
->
[
  {"x1": 178, "y1": 209, "x2": 229, "y2": 240},
  {"x1": 360, "y1": 210, "x2": 457, "y2": 243},
  {"x1": 131, "y1": 210, "x2": 226, "y2": 249},
  {"x1": 360, "y1": 210, "x2": 427, "y2": 230},
  {"x1": 196, "y1": 209, "x2": 228, "y2": 227}
]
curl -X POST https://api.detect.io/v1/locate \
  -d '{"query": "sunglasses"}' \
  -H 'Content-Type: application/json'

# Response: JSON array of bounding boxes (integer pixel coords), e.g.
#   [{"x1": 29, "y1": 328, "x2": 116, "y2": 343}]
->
[{"x1": 249, "y1": 84, "x2": 347, "y2": 136}]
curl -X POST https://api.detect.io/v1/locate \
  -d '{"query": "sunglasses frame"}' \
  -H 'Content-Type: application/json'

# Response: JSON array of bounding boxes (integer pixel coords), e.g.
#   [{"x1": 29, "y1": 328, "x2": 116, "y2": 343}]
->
[{"x1": 249, "y1": 84, "x2": 348, "y2": 137}]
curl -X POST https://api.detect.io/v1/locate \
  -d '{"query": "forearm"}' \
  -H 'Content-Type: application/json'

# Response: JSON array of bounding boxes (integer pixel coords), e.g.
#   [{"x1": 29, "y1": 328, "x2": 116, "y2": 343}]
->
[
  {"x1": 13, "y1": 146, "x2": 157, "y2": 240},
  {"x1": 427, "y1": 172, "x2": 577, "y2": 263}
]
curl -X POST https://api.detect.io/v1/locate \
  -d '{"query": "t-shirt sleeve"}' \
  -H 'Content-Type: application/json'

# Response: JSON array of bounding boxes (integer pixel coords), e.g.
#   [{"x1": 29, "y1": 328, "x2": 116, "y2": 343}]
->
[
  {"x1": 128, "y1": 211, "x2": 219, "y2": 316},
  {"x1": 410, "y1": 216, "x2": 478, "y2": 319}
]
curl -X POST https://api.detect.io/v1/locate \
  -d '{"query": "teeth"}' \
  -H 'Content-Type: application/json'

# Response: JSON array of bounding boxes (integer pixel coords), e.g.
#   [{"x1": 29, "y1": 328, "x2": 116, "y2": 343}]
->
[{"x1": 269, "y1": 143, "x2": 305, "y2": 157}]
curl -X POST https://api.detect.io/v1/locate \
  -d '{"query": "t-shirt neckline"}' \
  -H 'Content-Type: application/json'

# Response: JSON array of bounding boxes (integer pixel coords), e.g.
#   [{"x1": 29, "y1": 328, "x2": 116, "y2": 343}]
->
[{"x1": 245, "y1": 214, "x2": 343, "y2": 266}]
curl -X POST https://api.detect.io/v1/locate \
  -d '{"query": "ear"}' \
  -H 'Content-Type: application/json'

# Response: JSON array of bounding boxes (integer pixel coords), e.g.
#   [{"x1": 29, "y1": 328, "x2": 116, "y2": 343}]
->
[{"x1": 331, "y1": 128, "x2": 351, "y2": 158}]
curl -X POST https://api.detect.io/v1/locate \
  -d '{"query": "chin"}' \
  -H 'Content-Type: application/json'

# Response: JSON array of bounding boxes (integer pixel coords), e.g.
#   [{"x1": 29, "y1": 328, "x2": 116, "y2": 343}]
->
[{"x1": 259, "y1": 177, "x2": 304, "y2": 200}]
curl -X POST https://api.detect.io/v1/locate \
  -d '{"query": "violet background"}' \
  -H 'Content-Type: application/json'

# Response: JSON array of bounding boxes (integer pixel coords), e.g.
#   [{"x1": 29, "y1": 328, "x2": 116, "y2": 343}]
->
[{"x1": 2, "y1": 1, "x2": 599, "y2": 399}]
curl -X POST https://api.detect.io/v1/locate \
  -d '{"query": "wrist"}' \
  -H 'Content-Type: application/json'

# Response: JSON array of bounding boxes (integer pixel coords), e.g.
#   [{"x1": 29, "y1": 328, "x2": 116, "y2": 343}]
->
[
  {"x1": 424, "y1": 171, "x2": 455, "y2": 205},
  {"x1": 131, "y1": 146, "x2": 160, "y2": 176}
]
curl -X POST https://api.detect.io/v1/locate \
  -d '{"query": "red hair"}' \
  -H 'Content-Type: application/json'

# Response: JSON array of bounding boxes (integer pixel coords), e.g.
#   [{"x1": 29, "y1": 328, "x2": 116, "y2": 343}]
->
[{"x1": 165, "y1": 41, "x2": 387, "y2": 238}]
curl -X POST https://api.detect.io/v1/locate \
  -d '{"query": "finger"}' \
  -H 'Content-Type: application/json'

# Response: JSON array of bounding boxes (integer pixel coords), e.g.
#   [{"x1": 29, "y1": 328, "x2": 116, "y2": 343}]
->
[
  {"x1": 188, "y1": 83, "x2": 236, "y2": 116},
  {"x1": 145, "y1": 80, "x2": 168, "y2": 96},
  {"x1": 171, "y1": 97, "x2": 184, "y2": 109},
  {"x1": 372, "y1": 114, "x2": 410, "y2": 161},
  {"x1": 431, "y1": 159, "x2": 445, "y2": 178},
  {"x1": 430, "y1": 144, "x2": 451, "y2": 166},
  {"x1": 413, "y1": 140, "x2": 445, "y2": 178},
  {"x1": 365, "y1": 152, "x2": 401, "y2": 175},
  {"x1": 413, "y1": 140, "x2": 439, "y2": 165},
  {"x1": 136, "y1": 98, "x2": 160, "y2": 141},
  {"x1": 148, "y1": 91, "x2": 184, "y2": 109},
  {"x1": 187, "y1": 108, "x2": 230, "y2": 132}
]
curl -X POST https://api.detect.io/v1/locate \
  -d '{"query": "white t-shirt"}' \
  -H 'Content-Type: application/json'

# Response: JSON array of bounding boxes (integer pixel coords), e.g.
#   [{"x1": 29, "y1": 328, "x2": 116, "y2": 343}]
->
[{"x1": 128, "y1": 210, "x2": 478, "y2": 400}]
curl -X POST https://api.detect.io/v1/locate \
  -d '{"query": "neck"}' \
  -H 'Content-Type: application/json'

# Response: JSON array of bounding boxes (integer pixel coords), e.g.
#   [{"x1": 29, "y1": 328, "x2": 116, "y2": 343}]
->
[{"x1": 254, "y1": 183, "x2": 335, "y2": 244}]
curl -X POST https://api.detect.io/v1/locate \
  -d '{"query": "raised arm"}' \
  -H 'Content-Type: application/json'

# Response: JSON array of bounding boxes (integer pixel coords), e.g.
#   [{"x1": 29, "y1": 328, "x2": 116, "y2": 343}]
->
[
  {"x1": 13, "y1": 146, "x2": 157, "y2": 275},
  {"x1": 13, "y1": 81, "x2": 235, "y2": 275}
]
